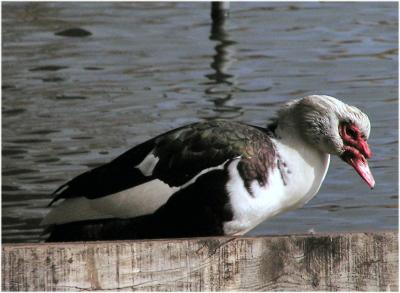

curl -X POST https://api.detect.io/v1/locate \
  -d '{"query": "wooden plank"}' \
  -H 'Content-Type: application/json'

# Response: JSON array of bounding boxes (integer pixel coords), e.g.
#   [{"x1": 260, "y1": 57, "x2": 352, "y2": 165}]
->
[{"x1": 2, "y1": 231, "x2": 398, "y2": 291}]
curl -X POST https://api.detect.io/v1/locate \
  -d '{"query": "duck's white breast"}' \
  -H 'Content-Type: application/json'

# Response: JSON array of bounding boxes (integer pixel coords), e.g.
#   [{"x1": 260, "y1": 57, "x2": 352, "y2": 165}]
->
[
  {"x1": 274, "y1": 139, "x2": 331, "y2": 209},
  {"x1": 223, "y1": 139, "x2": 330, "y2": 235}
]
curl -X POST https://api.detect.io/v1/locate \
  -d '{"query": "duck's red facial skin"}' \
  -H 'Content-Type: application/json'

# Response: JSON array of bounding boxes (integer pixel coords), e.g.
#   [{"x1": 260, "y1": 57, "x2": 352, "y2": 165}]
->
[{"x1": 339, "y1": 122, "x2": 375, "y2": 189}]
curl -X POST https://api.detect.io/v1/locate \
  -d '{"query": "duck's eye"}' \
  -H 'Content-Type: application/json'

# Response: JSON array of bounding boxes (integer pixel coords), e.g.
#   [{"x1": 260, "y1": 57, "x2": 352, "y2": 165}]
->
[{"x1": 346, "y1": 126, "x2": 357, "y2": 139}]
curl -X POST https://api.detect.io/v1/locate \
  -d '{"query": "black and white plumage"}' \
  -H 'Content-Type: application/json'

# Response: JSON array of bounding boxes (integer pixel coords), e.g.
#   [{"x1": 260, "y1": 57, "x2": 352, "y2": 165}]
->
[{"x1": 42, "y1": 95, "x2": 374, "y2": 242}]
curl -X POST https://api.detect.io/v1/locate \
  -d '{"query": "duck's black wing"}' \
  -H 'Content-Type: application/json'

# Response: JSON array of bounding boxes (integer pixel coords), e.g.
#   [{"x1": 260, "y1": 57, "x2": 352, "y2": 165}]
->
[{"x1": 49, "y1": 120, "x2": 276, "y2": 205}]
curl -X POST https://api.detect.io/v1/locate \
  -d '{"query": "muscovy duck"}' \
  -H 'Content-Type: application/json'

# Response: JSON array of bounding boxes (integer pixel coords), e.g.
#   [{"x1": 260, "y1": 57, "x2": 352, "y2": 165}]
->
[{"x1": 42, "y1": 95, "x2": 374, "y2": 241}]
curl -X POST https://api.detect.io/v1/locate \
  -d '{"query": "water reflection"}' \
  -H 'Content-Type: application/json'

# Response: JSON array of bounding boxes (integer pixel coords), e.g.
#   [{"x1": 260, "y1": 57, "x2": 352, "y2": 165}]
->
[{"x1": 204, "y1": 10, "x2": 243, "y2": 118}]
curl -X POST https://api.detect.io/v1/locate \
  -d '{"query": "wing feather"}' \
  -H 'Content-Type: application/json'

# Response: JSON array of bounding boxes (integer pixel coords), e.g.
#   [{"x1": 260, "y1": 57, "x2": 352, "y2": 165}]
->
[{"x1": 48, "y1": 120, "x2": 276, "y2": 208}]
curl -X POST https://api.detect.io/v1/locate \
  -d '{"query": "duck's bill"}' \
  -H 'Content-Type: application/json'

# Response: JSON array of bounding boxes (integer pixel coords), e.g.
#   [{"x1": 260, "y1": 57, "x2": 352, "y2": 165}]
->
[{"x1": 344, "y1": 155, "x2": 375, "y2": 189}]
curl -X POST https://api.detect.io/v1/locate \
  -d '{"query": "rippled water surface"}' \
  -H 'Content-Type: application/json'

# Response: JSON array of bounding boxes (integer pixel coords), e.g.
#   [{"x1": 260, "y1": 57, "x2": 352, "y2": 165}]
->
[{"x1": 2, "y1": 2, "x2": 398, "y2": 242}]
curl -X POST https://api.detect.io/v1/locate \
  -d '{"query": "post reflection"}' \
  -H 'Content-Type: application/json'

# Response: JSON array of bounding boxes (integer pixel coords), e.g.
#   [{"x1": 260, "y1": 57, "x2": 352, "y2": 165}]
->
[{"x1": 204, "y1": 10, "x2": 243, "y2": 119}]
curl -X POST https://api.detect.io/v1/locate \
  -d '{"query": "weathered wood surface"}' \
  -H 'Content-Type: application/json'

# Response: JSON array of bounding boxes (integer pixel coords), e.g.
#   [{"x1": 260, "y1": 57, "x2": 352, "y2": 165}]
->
[{"x1": 2, "y1": 231, "x2": 398, "y2": 291}]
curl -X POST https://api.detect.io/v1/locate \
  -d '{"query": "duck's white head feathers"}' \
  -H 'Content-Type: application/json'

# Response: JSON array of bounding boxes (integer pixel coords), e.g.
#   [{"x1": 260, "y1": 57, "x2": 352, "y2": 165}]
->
[{"x1": 276, "y1": 95, "x2": 371, "y2": 156}]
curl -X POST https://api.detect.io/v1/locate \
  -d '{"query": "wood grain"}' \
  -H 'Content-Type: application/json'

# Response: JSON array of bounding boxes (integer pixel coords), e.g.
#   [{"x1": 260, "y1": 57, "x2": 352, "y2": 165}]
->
[{"x1": 2, "y1": 231, "x2": 398, "y2": 291}]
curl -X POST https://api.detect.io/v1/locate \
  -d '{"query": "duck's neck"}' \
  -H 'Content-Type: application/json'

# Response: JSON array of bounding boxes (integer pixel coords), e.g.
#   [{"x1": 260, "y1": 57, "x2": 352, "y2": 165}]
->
[
  {"x1": 268, "y1": 115, "x2": 306, "y2": 146},
  {"x1": 269, "y1": 117, "x2": 331, "y2": 209},
  {"x1": 269, "y1": 105, "x2": 320, "y2": 151},
  {"x1": 269, "y1": 114, "x2": 330, "y2": 175}
]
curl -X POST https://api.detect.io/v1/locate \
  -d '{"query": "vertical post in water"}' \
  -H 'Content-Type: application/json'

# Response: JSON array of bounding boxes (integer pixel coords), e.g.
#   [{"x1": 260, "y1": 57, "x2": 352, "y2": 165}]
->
[{"x1": 211, "y1": 2, "x2": 230, "y2": 22}]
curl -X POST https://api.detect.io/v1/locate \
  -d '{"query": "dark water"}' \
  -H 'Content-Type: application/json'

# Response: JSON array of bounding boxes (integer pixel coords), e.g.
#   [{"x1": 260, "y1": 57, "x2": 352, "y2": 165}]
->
[{"x1": 2, "y1": 2, "x2": 398, "y2": 243}]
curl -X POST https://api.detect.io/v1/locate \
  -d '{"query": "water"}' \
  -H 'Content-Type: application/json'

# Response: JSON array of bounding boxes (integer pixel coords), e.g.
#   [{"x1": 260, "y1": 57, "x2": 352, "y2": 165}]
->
[{"x1": 2, "y1": 2, "x2": 398, "y2": 243}]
